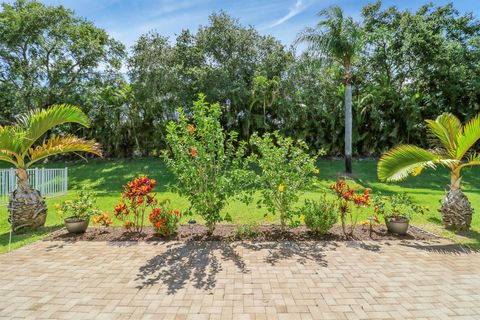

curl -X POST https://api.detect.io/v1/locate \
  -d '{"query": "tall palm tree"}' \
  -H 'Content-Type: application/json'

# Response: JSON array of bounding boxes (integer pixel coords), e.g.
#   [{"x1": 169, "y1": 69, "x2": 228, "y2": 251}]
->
[
  {"x1": 295, "y1": 6, "x2": 362, "y2": 174},
  {"x1": 378, "y1": 112, "x2": 480, "y2": 230},
  {"x1": 0, "y1": 105, "x2": 102, "y2": 232}
]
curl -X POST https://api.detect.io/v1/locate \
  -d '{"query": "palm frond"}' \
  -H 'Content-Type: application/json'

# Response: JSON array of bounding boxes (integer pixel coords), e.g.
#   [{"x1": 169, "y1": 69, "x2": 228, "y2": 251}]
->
[
  {"x1": 18, "y1": 104, "x2": 91, "y2": 153},
  {"x1": 377, "y1": 145, "x2": 456, "y2": 182},
  {"x1": 295, "y1": 5, "x2": 361, "y2": 65},
  {"x1": 455, "y1": 113, "x2": 480, "y2": 160},
  {"x1": 317, "y1": 6, "x2": 344, "y2": 25},
  {"x1": 425, "y1": 113, "x2": 461, "y2": 156},
  {"x1": 26, "y1": 135, "x2": 103, "y2": 167},
  {"x1": 457, "y1": 152, "x2": 480, "y2": 171},
  {"x1": 467, "y1": 152, "x2": 480, "y2": 163},
  {"x1": 0, "y1": 125, "x2": 25, "y2": 161},
  {"x1": 0, "y1": 150, "x2": 17, "y2": 166}
]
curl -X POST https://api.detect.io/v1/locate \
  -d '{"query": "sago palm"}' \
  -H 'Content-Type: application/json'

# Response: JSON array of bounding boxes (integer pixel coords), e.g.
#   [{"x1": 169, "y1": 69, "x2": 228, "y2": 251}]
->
[
  {"x1": 295, "y1": 6, "x2": 362, "y2": 174},
  {"x1": 378, "y1": 112, "x2": 480, "y2": 230},
  {"x1": 0, "y1": 105, "x2": 102, "y2": 232}
]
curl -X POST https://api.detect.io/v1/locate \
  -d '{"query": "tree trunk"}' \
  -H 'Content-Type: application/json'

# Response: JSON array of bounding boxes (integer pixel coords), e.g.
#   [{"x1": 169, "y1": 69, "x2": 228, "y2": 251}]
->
[
  {"x1": 344, "y1": 81, "x2": 353, "y2": 174},
  {"x1": 8, "y1": 168, "x2": 47, "y2": 233},
  {"x1": 439, "y1": 174, "x2": 473, "y2": 231}
]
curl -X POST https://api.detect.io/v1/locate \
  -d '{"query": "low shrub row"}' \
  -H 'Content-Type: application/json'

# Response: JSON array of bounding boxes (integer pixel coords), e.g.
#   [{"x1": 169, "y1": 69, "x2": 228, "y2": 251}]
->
[{"x1": 56, "y1": 97, "x2": 428, "y2": 238}]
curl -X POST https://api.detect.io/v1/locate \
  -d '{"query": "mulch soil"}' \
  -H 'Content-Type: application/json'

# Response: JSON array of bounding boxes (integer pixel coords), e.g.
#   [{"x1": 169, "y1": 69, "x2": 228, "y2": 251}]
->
[{"x1": 45, "y1": 223, "x2": 439, "y2": 242}]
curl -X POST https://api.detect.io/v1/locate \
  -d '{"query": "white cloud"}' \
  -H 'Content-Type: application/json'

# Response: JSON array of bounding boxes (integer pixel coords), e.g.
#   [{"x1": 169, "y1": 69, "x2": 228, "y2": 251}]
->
[{"x1": 269, "y1": 0, "x2": 309, "y2": 28}]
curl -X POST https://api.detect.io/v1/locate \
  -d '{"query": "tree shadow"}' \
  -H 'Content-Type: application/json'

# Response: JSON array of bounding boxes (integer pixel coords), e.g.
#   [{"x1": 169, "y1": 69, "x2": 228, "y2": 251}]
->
[
  {"x1": 0, "y1": 225, "x2": 61, "y2": 249},
  {"x1": 450, "y1": 228, "x2": 480, "y2": 249},
  {"x1": 44, "y1": 242, "x2": 69, "y2": 251},
  {"x1": 135, "y1": 241, "x2": 248, "y2": 294},
  {"x1": 400, "y1": 241, "x2": 478, "y2": 254},
  {"x1": 427, "y1": 216, "x2": 442, "y2": 224},
  {"x1": 344, "y1": 241, "x2": 382, "y2": 252},
  {"x1": 236, "y1": 241, "x2": 339, "y2": 266}
]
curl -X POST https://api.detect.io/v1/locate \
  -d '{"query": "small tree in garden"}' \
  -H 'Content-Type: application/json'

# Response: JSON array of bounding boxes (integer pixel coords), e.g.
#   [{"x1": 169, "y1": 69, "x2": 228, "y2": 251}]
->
[
  {"x1": 0, "y1": 104, "x2": 102, "y2": 233},
  {"x1": 163, "y1": 95, "x2": 252, "y2": 232},
  {"x1": 296, "y1": 6, "x2": 362, "y2": 174},
  {"x1": 378, "y1": 112, "x2": 480, "y2": 230},
  {"x1": 330, "y1": 179, "x2": 370, "y2": 237},
  {"x1": 249, "y1": 131, "x2": 322, "y2": 227},
  {"x1": 113, "y1": 176, "x2": 157, "y2": 233}
]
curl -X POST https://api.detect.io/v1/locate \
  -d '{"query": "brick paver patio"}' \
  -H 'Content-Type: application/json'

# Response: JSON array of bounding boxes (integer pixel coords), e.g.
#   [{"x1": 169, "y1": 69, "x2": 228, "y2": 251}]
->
[{"x1": 0, "y1": 239, "x2": 479, "y2": 319}]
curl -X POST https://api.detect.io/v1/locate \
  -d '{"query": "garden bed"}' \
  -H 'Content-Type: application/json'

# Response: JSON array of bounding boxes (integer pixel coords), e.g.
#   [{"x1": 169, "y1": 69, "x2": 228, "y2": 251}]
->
[{"x1": 45, "y1": 223, "x2": 439, "y2": 242}]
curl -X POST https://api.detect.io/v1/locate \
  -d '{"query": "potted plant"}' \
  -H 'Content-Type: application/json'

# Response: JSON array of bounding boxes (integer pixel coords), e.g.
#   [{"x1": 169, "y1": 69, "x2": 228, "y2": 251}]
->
[
  {"x1": 56, "y1": 189, "x2": 101, "y2": 234},
  {"x1": 372, "y1": 193, "x2": 428, "y2": 235}
]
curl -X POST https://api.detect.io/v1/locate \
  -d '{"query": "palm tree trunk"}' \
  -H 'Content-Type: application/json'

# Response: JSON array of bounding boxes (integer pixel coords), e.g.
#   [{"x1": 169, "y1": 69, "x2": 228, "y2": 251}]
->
[
  {"x1": 344, "y1": 80, "x2": 353, "y2": 174},
  {"x1": 450, "y1": 172, "x2": 461, "y2": 191},
  {"x1": 439, "y1": 172, "x2": 473, "y2": 230},
  {"x1": 9, "y1": 168, "x2": 47, "y2": 233}
]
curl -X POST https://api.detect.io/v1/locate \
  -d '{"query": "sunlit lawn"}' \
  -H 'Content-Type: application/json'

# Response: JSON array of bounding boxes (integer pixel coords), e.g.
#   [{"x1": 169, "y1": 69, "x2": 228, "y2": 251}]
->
[{"x1": 1, "y1": 157, "x2": 479, "y2": 253}]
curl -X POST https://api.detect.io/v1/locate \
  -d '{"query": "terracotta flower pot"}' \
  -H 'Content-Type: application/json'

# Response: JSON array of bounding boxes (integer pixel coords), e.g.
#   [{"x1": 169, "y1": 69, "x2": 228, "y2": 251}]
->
[
  {"x1": 385, "y1": 216, "x2": 409, "y2": 235},
  {"x1": 64, "y1": 217, "x2": 89, "y2": 234}
]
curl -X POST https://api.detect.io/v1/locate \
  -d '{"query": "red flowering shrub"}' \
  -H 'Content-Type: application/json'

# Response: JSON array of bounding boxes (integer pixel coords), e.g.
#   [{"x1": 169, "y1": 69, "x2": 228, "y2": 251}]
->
[
  {"x1": 114, "y1": 175, "x2": 157, "y2": 233},
  {"x1": 149, "y1": 201, "x2": 181, "y2": 236},
  {"x1": 163, "y1": 95, "x2": 252, "y2": 232},
  {"x1": 330, "y1": 179, "x2": 371, "y2": 237}
]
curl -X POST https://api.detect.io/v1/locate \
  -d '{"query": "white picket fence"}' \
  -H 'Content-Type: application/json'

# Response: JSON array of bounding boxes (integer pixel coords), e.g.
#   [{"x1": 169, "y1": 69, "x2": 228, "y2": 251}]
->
[{"x1": 0, "y1": 168, "x2": 68, "y2": 206}]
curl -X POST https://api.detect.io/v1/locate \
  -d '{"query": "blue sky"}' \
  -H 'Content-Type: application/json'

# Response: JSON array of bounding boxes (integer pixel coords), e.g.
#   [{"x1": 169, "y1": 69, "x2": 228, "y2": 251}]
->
[{"x1": 32, "y1": 0, "x2": 480, "y2": 49}]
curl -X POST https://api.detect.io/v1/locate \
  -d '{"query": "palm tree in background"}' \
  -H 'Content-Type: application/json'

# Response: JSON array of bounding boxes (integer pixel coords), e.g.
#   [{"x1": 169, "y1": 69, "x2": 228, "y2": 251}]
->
[
  {"x1": 296, "y1": 6, "x2": 362, "y2": 174},
  {"x1": 0, "y1": 105, "x2": 102, "y2": 233},
  {"x1": 378, "y1": 112, "x2": 480, "y2": 230}
]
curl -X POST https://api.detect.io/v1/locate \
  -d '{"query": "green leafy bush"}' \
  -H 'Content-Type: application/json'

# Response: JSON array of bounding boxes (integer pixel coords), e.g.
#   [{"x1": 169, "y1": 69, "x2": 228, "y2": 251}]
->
[
  {"x1": 300, "y1": 195, "x2": 337, "y2": 234},
  {"x1": 234, "y1": 222, "x2": 261, "y2": 240},
  {"x1": 249, "y1": 131, "x2": 323, "y2": 227},
  {"x1": 372, "y1": 192, "x2": 428, "y2": 221},
  {"x1": 56, "y1": 189, "x2": 101, "y2": 221},
  {"x1": 163, "y1": 95, "x2": 252, "y2": 231}
]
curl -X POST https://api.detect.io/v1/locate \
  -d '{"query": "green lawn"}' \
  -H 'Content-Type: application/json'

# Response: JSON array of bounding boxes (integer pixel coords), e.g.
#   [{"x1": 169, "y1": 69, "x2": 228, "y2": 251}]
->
[{"x1": 1, "y1": 157, "x2": 479, "y2": 253}]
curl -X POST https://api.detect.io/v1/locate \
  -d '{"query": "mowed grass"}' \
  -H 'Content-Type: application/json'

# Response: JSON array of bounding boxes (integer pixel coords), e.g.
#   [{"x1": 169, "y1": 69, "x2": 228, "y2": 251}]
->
[{"x1": 1, "y1": 157, "x2": 479, "y2": 253}]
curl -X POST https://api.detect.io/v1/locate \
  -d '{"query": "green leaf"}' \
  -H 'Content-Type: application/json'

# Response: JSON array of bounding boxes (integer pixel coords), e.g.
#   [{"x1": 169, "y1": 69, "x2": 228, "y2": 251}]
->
[
  {"x1": 425, "y1": 112, "x2": 462, "y2": 156},
  {"x1": 0, "y1": 125, "x2": 25, "y2": 158},
  {"x1": 377, "y1": 145, "x2": 456, "y2": 182},
  {"x1": 455, "y1": 113, "x2": 480, "y2": 160},
  {"x1": 26, "y1": 135, "x2": 102, "y2": 167},
  {"x1": 19, "y1": 104, "x2": 91, "y2": 154}
]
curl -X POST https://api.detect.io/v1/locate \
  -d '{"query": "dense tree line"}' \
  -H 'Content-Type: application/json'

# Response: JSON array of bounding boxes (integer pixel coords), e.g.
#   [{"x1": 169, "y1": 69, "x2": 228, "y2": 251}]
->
[{"x1": 1, "y1": 0, "x2": 479, "y2": 158}]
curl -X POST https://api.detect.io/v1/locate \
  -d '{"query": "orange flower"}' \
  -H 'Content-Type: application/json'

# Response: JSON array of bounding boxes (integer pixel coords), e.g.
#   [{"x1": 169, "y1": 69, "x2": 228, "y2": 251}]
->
[
  {"x1": 191, "y1": 147, "x2": 197, "y2": 157},
  {"x1": 114, "y1": 203, "x2": 127, "y2": 216},
  {"x1": 187, "y1": 124, "x2": 195, "y2": 134}
]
